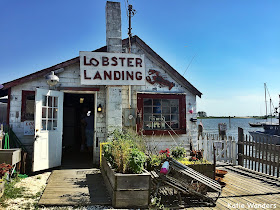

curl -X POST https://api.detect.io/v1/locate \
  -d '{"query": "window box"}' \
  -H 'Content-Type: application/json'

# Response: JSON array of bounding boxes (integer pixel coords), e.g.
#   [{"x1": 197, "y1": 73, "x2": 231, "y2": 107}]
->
[{"x1": 137, "y1": 93, "x2": 186, "y2": 135}]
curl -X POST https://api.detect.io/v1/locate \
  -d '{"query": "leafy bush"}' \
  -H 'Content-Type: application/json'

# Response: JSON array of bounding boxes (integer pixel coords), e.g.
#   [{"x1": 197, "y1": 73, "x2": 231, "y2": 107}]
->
[
  {"x1": 171, "y1": 146, "x2": 186, "y2": 159},
  {"x1": 146, "y1": 154, "x2": 162, "y2": 171},
  {"x1": 128, "y1": 148, "x2": 146, "y2": 173},
  {"x1": 103, "y1": 129, "x2": 146, "y2": 174}
]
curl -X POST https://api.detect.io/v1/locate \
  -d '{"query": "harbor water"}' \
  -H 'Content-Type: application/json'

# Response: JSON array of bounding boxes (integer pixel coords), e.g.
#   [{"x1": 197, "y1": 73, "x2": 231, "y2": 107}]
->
[{"x1": 197, "y1": 117, "x2": 279, "y2": 140}]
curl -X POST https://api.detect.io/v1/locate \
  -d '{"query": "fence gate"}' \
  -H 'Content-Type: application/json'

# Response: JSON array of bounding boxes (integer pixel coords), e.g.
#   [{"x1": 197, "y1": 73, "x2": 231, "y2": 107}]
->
[{"x1": 197, "y1": 134, "x2": 237, "y2": 165}]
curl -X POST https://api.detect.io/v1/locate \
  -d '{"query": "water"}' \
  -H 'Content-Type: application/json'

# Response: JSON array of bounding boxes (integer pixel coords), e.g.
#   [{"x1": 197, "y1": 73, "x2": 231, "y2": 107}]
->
[{"x1": 197, "y1": 117, "x2": 279, "y2": 140}]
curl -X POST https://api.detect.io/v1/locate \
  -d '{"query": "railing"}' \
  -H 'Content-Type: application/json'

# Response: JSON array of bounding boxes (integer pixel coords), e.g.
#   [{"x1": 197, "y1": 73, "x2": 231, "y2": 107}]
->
[
  {"x1": 197, "y1": 134, "x2": 237, "y2": 165},
  {"x1": 238, "y1": 127, "x2": 280, "y2": 177}
]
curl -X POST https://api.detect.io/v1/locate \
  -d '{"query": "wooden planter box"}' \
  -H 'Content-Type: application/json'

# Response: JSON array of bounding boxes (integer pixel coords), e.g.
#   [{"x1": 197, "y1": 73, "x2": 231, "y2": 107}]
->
[
  {"x1": 0, "y1": 148, "x2": 22, "y2": 165},
  {"x1": 187, "y1": 163, "x2": 215, "y2": 179},
  {"x1": 101, "y1": 155, "x2": 151, "y2": 208}
]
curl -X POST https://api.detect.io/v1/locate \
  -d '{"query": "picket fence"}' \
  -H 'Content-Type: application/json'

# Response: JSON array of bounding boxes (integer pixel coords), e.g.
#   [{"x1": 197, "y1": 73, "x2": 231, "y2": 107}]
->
[{"x1": 197, "y1": 134, "x2": 237, "y2": 165}]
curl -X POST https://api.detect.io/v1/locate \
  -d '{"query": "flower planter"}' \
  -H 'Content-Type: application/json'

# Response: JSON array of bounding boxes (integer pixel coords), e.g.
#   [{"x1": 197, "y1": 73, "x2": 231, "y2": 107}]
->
[
  {"x1": 0, "y1": 148, "x2": 22, "y2": 165},
  {"x1": 101, "y1": 155, "x2": 151, "y2": 208},
  {"x1": 187, "y1": 163, "x2": 215, "y2": 179}
]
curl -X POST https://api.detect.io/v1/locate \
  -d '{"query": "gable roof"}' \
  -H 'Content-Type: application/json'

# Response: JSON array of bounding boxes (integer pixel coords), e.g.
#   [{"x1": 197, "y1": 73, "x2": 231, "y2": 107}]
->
[{"x1": 2, "y1": 35, "x2": 202, "y2": 97}]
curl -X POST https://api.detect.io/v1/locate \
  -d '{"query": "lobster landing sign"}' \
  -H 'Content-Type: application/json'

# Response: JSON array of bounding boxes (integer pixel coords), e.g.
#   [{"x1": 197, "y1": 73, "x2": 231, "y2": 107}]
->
[{"x1": 80, "y1": 51, "x2": 146, "y2": 85}]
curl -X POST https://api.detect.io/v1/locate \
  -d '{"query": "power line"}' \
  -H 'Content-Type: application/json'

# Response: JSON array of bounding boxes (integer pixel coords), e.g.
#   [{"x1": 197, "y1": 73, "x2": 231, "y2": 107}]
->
[{"x1": 182, "y1": 54, "x2": 196, "y2": 77}]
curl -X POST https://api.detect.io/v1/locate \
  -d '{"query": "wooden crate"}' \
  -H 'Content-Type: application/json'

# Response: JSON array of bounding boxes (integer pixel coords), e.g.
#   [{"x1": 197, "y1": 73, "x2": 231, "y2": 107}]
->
[{"x1": 101, "y1": 155, "x2": 151, "y2": 208}]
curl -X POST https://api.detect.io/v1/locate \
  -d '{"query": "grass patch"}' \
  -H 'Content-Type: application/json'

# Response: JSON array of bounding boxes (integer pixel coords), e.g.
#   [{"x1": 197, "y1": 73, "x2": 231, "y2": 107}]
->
[{"x1": 0, "y1": 177, "x2": 26, "y2": 208}]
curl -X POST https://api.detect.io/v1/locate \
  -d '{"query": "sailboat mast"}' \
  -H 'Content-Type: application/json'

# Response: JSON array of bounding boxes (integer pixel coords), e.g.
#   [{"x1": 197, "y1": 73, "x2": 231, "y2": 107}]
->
[{"x1": 264, "y1": 83, "x2": 267, "y2": 119}]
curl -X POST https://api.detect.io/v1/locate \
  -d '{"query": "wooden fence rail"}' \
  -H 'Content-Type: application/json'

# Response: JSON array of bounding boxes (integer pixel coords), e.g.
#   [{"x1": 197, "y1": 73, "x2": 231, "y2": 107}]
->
[
  {"x1": 238, "y1": 127, "x2": 280, "y2": 177},
  {"x1": 197, "y1": 134, "x2": 237, "y2": 165}
]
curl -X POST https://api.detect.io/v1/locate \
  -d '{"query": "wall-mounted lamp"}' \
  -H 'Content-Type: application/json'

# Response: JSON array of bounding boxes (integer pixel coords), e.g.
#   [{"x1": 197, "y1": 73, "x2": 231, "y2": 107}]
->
[
  {"x1": 97, "y1": 104, "x2": 102, "y2": 112},
  {"x1": 46, "y1": 71, "x2": 59, "y2": 86},
  {"x1": 80, "y1": 98, "x2": 84, "y2": 104}
]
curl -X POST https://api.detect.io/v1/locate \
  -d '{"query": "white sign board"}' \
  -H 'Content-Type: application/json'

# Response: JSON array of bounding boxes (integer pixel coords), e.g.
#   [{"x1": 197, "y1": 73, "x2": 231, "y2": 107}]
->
[
  {"x1": 80, "y1": 51, "x2": 146, "y2": 85},
  {"x1": 24, "y1": 120, "x2": 35, "y2": 135}
]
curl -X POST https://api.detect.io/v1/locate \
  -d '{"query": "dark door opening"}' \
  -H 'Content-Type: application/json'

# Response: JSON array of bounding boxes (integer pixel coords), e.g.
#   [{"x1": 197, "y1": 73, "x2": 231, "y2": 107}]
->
[{"x1": 62, "y1": 93, "x2": 95, "y2": 169}]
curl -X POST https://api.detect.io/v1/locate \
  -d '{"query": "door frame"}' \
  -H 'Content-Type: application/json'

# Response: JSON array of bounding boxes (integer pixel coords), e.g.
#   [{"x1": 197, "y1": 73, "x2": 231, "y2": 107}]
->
[{"x1": 62, "y1": 90, "x2": 97, "y2": 163}]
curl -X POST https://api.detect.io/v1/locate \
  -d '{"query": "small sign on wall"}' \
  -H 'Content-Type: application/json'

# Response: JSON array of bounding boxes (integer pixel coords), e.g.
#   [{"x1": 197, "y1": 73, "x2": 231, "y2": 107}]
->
[{"x1": 24, "y1": 121, "x2": 35, "y2": 135}]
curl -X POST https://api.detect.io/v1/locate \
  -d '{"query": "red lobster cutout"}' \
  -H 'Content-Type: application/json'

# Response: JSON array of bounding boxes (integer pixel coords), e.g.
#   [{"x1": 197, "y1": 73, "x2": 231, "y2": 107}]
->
[{"x1": 146, "y1": 69, "x2": 175, "y2": 90}]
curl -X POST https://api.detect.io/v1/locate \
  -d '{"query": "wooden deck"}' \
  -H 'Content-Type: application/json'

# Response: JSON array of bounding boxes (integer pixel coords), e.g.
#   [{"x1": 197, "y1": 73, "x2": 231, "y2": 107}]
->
[
  {"x1": 39, "y1": 169, "x2": 111, "y2": 206},
  {"x1": 189, "y1": 165, "x2": 280, "y2": 209},
  {"x1": 38, "y1": 165, "x2": 280, "y2": 208}
]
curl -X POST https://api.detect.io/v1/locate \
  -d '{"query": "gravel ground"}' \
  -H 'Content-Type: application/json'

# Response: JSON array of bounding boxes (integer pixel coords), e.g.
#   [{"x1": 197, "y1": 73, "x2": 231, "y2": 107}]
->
[{"x1": 1, "y1": 172, "x2": 115, "y2": 210}]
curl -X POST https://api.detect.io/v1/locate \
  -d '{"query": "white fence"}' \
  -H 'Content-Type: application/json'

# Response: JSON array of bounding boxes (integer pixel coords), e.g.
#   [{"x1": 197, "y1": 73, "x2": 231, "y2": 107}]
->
[{"x1": 197, "y1": 134, "x2": 237, "y2": 165}]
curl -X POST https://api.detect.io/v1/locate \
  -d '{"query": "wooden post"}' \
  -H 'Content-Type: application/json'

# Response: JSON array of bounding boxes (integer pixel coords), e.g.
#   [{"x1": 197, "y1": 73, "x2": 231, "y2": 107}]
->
[
  {"x1": 265, "y1": 136, "x2": 268, "y2": 174},
  {"x1": 238, "y1": 127, "x2": 244, "y2": 166},
  {"x1": 261, "y1": 136, "x2": 265, "y2": 174},
  {"x1": 246, "y1": 134, "x2": 249, "y2": 169},
  {"x1": 277, "y1": 145, "x2": 280, "y2": 178},
  {"x1": 273, "y1": 140, "x2": 276, "y2": 177},
  {"x1": 213, "y1": 144, "x2": 216, "y2": 179},
  {"x1": 257, "y1": 136, "x2": 261, "y2": 172},
  {"x1": 269, "y1": 136, "x2": 272, "y2": 175}
]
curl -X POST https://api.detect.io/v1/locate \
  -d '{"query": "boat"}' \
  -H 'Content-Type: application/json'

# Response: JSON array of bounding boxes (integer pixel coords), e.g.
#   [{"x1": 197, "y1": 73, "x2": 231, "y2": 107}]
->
[
  {"x1": 248, "y1": 122, "x2": 263, "y2": 127},
  {"x1": 249, "y1": 83, "x2": 274, "y2": 127},
  {"x1": 249, "y1": 84, "x2": 280, "y2": 144}
]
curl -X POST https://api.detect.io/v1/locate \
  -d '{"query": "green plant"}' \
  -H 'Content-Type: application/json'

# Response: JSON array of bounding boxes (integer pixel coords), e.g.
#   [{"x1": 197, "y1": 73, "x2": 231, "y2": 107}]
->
[
  {"x1": 128, "y1": 148, "x2": 146, "y2": 173},
  {"x1": 150, "y1": 196, "x2": 165, "y2": 209},
  {"x1": 178, "y1": 157, "x2": 211, "y2": 165},
  {"x1": 147, "y1": 154, "x2": 162, "y2": 171},
  {"x1": 171, "y1": 146, "x2": 186, "y2": 159},
  {"x1": 0, "y1": 163, "x2": 12, "y2": 179},
  {"x1": 104, "y1": 129, "x2": 146, "y2": 174}
]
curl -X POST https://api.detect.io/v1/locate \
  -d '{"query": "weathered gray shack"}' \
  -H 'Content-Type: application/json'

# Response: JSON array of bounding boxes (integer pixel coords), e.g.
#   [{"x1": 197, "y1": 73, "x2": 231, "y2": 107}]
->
[{"x1": 0, "y1": 1, "x2": 201, "y2": 172}]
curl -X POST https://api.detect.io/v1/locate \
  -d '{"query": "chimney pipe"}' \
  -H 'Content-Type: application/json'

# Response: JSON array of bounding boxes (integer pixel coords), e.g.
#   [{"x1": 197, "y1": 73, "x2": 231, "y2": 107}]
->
[{"x1": 106, "y1": 1, "x2": 122, "y2": 53}]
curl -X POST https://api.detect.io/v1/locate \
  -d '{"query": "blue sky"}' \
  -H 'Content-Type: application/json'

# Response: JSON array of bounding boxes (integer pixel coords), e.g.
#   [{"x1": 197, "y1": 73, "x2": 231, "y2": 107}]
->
[{"x1": 1, "y1": 0, "x2": 279, "y2": 116}]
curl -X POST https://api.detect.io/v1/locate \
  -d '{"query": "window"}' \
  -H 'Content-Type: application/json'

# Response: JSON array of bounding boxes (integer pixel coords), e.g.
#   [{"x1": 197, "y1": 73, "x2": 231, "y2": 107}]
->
[
  {"x1": 137, "y1": 93, "x2": 186, "y2": 135},
  {"x1": 21, "y1": 91, "x2": 35, "y2": 121},
  {"x1": 41, "y1": 95, "x2": 58, "y2": 131}
]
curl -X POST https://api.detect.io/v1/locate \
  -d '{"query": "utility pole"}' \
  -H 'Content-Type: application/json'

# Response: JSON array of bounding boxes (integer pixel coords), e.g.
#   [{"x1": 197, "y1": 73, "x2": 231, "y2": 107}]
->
[{"x1": 127, "y1": 4, "x2": 135, "y2": 53}]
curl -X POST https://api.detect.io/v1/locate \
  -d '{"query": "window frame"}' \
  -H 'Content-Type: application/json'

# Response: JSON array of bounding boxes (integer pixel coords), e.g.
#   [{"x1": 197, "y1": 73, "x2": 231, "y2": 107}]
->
[
  {"x1": 21, "y1": 90, "x2": 35, "y2": 122},
  {"x1": 137, "y1": 93, "x2": 186, "y2": 135}
]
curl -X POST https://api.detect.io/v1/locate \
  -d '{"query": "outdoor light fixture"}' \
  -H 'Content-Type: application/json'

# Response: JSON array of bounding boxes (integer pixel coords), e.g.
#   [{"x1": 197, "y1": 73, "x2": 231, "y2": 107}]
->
[
  {"x1": 46, "y1": 71, "x2": 59, "y2": 86},
  {"x1": 97, "y1": 104, "x2": 102, "y2": 112},
  {"x1": 80, "y1": 98, "x2": 84, "y2": 104}
]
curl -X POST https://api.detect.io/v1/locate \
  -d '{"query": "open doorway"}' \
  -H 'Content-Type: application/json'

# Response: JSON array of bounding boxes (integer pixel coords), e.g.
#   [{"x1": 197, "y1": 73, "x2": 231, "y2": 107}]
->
[{"x1": 62, "y1": 93, "x2": 95, "y2": 169}]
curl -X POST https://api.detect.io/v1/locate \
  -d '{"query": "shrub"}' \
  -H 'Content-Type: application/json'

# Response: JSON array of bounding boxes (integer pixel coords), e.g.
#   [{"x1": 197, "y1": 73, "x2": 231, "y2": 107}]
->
[
  {"x1": 104, "y1": 129, "x2": 146, "y2": 174},
  {"x1": 171, "y1": 146, "x2": 186, "y2": 159},
  {"x1": 147, "y1": 154, "x2": 162, "y2": 171},
  {"x1": 128, "y1": 148, "x2": 146, "y2": 173}
]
